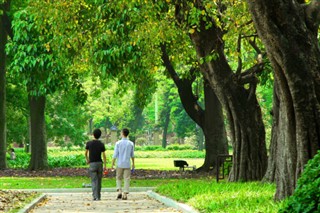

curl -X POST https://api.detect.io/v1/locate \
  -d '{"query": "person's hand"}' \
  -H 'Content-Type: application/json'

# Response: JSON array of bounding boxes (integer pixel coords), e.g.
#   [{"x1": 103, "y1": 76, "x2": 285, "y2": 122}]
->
[{"x1": 103, "y1": 168, "x2": 108, "y2": 175}]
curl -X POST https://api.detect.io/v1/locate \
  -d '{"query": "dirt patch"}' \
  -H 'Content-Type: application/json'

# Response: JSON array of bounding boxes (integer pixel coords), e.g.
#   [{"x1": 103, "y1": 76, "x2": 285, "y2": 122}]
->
[{"x1": 0, "y1": 190, "x2": 38, "y2": 212}]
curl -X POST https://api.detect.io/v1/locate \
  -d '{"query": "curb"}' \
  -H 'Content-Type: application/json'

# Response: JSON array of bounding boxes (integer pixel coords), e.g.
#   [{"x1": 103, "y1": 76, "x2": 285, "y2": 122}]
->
[
  {"x1": 147, "y1": 190, "x2": 199, "y2": 213},
  {"x1": 18, "y1": 194, "x2": 46, "y2": 213}
]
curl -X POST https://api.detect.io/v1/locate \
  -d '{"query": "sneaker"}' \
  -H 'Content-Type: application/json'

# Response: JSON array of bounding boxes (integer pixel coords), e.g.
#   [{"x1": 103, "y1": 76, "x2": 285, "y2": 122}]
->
[
  {"x1": 122, "y1": 193, "x2": 127, "y2": 200},
  {"x1": 117, "y1": 193, "x2": 122, "y2": 199}
]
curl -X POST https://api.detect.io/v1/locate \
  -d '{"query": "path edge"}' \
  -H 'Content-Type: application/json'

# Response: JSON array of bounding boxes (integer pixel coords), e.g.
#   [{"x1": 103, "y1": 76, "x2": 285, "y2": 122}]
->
[
  {"x1": 147, "y1": 190, "x2": 199, "y2": 213},
  {"x1": 18, "y1": 194, "x2": 46, "y2": 213}
]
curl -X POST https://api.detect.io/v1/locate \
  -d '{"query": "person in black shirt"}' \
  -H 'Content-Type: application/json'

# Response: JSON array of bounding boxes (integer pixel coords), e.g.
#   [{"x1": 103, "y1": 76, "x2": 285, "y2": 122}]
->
[{"x1": 85, "y1": 128, "x2": 107, "y2": 201}]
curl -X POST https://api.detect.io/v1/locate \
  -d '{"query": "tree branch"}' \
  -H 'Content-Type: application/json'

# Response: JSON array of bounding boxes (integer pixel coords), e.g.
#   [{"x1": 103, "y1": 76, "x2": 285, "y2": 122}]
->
[
  {"x1": 160, "y1": 42, "x2": 204, "y2": 124},
  {"x1": 160, "y1": 43, "x2": 182, "y2": 86},
  {"x1": 236, "y1": 34, "x2": 242, "y2": 75},
  {"x1": 305, "y1": 0, "x2": 320, "y2": 33},
  {"x1": 236, "y1": 63, "x2": 264, "y2": 85}
]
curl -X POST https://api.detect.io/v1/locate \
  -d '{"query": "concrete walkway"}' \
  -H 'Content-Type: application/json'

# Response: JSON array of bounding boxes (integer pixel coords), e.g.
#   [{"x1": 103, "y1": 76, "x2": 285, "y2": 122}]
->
[{"x1": 18, "y1": 188, "x2": 198, "y2": 213}]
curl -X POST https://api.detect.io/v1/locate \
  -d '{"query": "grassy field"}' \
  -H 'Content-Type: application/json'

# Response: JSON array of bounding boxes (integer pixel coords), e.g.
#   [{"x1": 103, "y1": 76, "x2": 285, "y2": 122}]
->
[
  {"x1": 0, "y1": 176, "x2": 283, "y2": 213},
  {"x1": 0, "y1": 176, "x2": 173, "y2": 189},
  {"x1": 2, "y1": 147, "x2": 283, "y2": 212},
  {"x1": 156, "y1": 179, "x2": 283, "y2": 213}
]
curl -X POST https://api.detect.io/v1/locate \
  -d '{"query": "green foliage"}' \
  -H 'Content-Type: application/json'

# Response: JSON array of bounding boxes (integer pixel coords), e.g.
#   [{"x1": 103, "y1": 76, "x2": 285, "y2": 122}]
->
[
  {"x1": 135, "y1": 138, "x2": 148, "y2": 146},
  {"x1": 279, "y1": 151, "x2": 320, "y2": 213},
  {"x1": 47, "y1": 154, "x2": 86, "y2": 168},
  {"x1": 6, "y1": 9, "x2": 63, "y2": 96},
  {"x1": 7, "y1": 151, "x2": 29, "y2": 168},
  {"x1": 8, "y1": 147, "x2": 204, "y2": 169},
  {"x1": 156, "y1": 179, "x2": 282, "y2": 213},
  {"x1": 46, "y1": 92, "x2": 89, "y2": 147}
]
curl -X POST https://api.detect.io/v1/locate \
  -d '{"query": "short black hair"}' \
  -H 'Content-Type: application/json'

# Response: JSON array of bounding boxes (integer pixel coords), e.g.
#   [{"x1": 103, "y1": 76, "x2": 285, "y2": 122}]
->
[
  {"x1": 93, "y1": 128, "x2": 102, "y2": 139},
  {"x1": 122, "y1": 128, "x2": 129, "y2": 137}
]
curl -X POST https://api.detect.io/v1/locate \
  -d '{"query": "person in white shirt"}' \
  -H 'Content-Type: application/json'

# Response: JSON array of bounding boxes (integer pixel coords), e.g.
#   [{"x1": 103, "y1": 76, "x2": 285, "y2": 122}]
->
[{"x1": 111, "y1": 128, "x2": 135, "y2": 200}]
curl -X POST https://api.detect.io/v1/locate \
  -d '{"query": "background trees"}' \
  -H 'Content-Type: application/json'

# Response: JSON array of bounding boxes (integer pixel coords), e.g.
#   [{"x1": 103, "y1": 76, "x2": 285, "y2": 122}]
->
[{"x1": 2, "y1": 0, "x2": 318, "y2": 202}]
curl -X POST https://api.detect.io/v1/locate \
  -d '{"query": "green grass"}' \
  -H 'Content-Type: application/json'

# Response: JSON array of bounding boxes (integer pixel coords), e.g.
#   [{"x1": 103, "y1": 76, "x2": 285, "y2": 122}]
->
[
  {"x1": 0, "y1": 176, "x2": 175, "y2": 189},
  {"x1": 156, "y1": 178, "x2": 282, "y2": 213},
  {"x1": 1, "y1": 177, "x2": 282, "y2": 212},
  {"x1": 136, "y1": 158, "x2": 203, "y2": 170},
  {"x1": 3, "y1": 148, "x2": 281, "y2": 212}
]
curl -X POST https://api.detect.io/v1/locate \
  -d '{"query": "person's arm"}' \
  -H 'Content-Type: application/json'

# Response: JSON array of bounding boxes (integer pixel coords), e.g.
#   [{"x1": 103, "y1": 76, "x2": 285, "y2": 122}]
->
[
  {"x1": 111, "y1": 143, "x2": 118, "y2": 170},
  {"x1": 85, "y1": 149, "x2": 90, "y2": 164},
  {"x1": 111, "y1": 158, "x2": 116, "y2": 170},
  {"x1": 102, "y1": 152, "x2": 107, "y2": 170},
  {"x1": 131, "y1": 157, "x2": 135, "y2": 169}
]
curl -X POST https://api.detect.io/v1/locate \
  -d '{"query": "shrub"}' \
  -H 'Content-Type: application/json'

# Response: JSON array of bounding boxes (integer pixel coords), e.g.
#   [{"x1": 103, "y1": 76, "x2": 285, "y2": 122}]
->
[
  {"x1": 167, "y1": 144, "x2": 193, "y2": 150},
  {"x1": 7, "y1": 152, "x2": 30, "y2": 169},
  {"x1": 135, "y1": 138, "x2": 148, "y2": 146},
  {"x1": 279, "y1": 150, "x2": 320, "y2": 213}
]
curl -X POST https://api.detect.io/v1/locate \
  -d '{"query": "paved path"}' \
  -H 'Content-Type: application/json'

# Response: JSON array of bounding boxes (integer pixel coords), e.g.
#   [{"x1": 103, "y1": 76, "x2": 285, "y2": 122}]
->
[{"x1": 29, "y1": 192, "x2": 181, "y2": 213}]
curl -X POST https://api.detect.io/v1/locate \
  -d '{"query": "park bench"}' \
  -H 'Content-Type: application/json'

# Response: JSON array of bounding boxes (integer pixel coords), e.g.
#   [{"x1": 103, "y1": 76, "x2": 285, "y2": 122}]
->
[
  {"x1": 174, "y1": 160, "x2": 196, "y2": 172},
  {"x1": 216, "y1": 154, "x2": 233, "y2": 182}
]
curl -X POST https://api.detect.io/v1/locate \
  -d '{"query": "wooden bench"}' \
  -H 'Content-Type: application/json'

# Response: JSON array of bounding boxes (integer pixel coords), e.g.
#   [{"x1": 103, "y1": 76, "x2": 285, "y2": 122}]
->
[
  {"x1": 174, "y1": 160, "x2": 196, "y2": 172},
  {"x1": 216, "y1": 154, "x2": 233, "y2": 182}
]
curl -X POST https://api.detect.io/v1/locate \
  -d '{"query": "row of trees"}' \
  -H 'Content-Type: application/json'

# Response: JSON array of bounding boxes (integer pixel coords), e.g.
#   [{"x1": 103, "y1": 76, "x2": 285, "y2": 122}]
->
[{"x1": 1, "y1": 0, "x2": 319, "y2": 200}]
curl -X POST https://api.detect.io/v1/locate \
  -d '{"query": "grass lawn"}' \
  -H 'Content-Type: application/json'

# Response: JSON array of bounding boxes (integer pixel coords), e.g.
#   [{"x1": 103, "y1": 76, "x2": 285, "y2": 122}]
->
[
  {"x1": 0, "y1": 176, "x2": 176, "y2": 189},
  {"x1": 136, "y1": 158, "x2": 203, "y2": 170},
  {"x1": 156, "y1": 178, "x2": 283, "y2": 213},
  {"x1": 2, "y1": 148, "x2": 282, "y2": 212},
  {"x1": 0, "y1": 176, "x2": 282, "y2": 212}
]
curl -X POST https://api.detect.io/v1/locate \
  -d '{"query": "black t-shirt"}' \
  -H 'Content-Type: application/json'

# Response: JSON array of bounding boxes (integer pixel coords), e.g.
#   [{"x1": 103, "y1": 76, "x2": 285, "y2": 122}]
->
[{"x1": 85, "y1": 140, "x2": 106, "y2": 163}]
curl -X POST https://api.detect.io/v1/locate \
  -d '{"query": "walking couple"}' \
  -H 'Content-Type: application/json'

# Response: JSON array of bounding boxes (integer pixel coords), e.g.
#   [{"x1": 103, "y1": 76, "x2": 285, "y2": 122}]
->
[{"x1": 85, "y1": 128, "x2": 135, "y2": 201}]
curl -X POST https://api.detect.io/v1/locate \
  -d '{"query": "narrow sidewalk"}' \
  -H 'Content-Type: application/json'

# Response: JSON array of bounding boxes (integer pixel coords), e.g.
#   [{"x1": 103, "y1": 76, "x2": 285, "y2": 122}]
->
[
  {"x1": 28, "y1": 191, "x2": 181, "y2": 213},
  {"x1": 18, "y1": 188, "x2": 198, "y2": 213}
]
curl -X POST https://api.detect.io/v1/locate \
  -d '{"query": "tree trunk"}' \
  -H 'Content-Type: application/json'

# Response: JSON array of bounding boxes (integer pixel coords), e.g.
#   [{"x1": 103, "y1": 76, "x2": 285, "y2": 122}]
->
[
  {"x1": 0, "y1": 13, "x2": 7, "y2": 170},
  {"x1": 196, "y1": 125, "x2": 204, "y2": 151},
  {"x1": 161, "y1": 108, "x2": 170, "y2": 148},
  {"x1": 263, "y1": 80, "x2": 279, "y2": 183},
  {"x1": 160, "y1": 44, "x2": 228, "y2": 172},
  {"x1": 201, "y1": 80, "x2": 228, "y2": 171},
  {"x1": 28, "y1": 95, "x2": 48, "y2": 170},
  {"x1": 176, "y1": 3, "x2": 268, "y2": 180},
  {"x1": 247, "y1": 0, "x2": 320, "y2": 200}
]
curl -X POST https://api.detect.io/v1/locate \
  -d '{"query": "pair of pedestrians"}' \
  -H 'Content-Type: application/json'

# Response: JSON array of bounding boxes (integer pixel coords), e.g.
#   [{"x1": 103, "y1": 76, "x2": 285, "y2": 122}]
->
[{"x1": 85, "y1": 128, "x2": 135, "y2": 201}]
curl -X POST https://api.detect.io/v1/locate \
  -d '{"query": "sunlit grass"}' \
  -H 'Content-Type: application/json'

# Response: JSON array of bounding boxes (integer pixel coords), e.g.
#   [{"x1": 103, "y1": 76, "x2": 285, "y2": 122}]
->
[{"x1": 156, "y1": 179, "x2": 282, "y2": 213}]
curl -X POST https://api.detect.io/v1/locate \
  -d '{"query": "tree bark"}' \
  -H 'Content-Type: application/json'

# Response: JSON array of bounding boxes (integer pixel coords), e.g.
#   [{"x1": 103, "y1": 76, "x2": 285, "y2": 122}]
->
[
  {"x1": 263, "y1": 80, "x2": 280, "y2": 183},
  {"x1": 0, "y1": 11, "x2": 7, "y2": 170},
  {"x1": 28, "y1": 95, "x2": 48, "y2": 170},
  {"x1": 175, "y1": 1, "x2": 268, "y2": 181},
  {"x1": 161, "y1": 106, "x2": 170, "y2": 148},
  {"x1": 202, "y1": 80, "x2": 228, "y2": 171},
  {"x1": 247, "y1": 0, "x2": 320, "y2": 200},
  {"x1": 160, "y1": 44, "x2": 228, "y2": 172}
]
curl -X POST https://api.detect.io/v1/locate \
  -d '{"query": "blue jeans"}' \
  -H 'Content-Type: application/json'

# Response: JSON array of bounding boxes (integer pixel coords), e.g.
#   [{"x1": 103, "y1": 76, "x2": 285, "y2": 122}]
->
[{"x1": 89, "y1": 162, "x2": 103, "y2": 199}]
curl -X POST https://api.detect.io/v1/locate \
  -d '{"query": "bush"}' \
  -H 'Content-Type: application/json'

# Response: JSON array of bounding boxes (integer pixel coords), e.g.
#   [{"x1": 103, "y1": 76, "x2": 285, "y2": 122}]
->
[
  {"x1": 279, "y1": 151, "x2": 320, "y2": 213},
  {"x1": 167, "y1": 144, "x2": 193, "y2": 150},
  {"x1": 135, "y1": 138, "x2": 148, "y2": 146}
]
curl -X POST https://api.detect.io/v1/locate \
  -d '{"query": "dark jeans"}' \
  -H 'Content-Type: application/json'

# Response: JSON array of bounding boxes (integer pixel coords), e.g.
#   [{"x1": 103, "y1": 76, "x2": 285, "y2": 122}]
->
[{"x1": 89, "y1": 162, "x2": 103, "y2": 199}]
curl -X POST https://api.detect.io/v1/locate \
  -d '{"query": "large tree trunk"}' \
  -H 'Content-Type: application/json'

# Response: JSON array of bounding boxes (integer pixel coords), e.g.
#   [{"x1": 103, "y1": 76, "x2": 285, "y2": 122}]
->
[
  {"x1": 0, "y1": 12, "x2": 7, "y2": 170},
  {"x1": 202, "y1": 80, "x2": 228, "y2": 171},
  {"x1": 28, "y1": 95, "x2": 48, "y2": 170},
  {"x1": 263, "y1": 80, "x2": 280, "y2": 183},
  {"x1": 247, "y1": 0, "x2": 320, "y2": 200},
  {"x1": 175, "y1": 2, "x2": 268, "y2": 181},
  {"x1": 161, "y1": 44, "x2": 228, "y2": 172}
]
